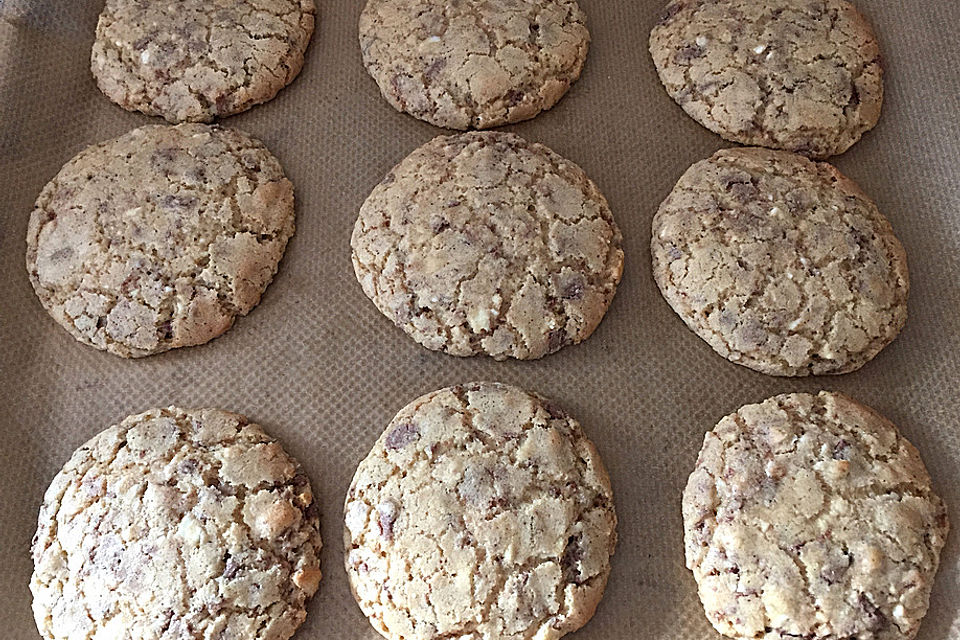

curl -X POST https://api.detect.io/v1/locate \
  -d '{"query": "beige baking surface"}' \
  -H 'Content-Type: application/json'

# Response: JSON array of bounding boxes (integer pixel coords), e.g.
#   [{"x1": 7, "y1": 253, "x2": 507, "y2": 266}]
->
[{"x1": 1, "y1": 1, "x2": 958, "y2": 638}]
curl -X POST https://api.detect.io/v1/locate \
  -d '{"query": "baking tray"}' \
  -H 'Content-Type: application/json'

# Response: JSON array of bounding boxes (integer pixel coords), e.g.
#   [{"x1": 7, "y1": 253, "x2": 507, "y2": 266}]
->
[{"x1": 1, "y1": 0, "x2": 958, "y2": 638}]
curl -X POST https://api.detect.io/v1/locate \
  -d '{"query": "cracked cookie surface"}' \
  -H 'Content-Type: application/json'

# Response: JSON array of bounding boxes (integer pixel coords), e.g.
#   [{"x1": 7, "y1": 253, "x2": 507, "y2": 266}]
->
[
  {"x1": 649, "y1": 0, "x2": 883, "y2": 158},
  {"x1": 351, "y1": 131, "x2": 623, "y2": 360},
  {"x1": 30, "y1": 407, "x2": 322, "y2": 640},
  {"x1": 359, "y1": 0, "x2": 589, "y2": 129},
  {"x1": 344, "y1": 382, "x2": 616, "y2": 640},
  {"x1": 26, "y1": 124, "x2": 296, "y2": 358},
  {"x1": 683, "y1": 392, "x2": 948, "y2": 640},
  {"x1": 651, "y1": 147, "x2": 907, "y2": 376},
  {"x1": 91, "y1": 0, "x2": 315, "y2": 123}
]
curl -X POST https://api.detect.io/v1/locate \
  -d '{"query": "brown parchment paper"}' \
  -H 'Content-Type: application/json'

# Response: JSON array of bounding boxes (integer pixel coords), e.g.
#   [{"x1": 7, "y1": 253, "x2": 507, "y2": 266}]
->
[{"x1": 1, "y1": 0, "x2": 958, "y2": 638}]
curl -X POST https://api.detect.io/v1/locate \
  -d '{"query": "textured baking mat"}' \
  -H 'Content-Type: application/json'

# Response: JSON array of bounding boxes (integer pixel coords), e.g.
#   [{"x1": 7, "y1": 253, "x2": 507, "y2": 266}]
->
[{"x1": 1, "y1": 1, "x2": 958, "y2": 638}]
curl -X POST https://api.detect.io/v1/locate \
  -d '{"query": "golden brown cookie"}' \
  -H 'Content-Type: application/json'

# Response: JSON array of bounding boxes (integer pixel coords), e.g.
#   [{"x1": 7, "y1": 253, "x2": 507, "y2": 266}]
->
[
  {"x1": 683, "y1": 391, "x2": 949, "y2": 640},
  {"x1": 650, "y1": 0, "x2": 883, "y2": 158},
  {"x1": 31, "y1": 407, "x2": 322, "y2": 640},
  {"x1": 26, "y1": 124, "x2": 296, "y2": 358},
  {"x1": 91, "y1": 0, "x2": 315, "y2": 122},
  {"x1": 651, "y1": 147, "x2": 907, "y2": 376},
  {"x1": 359, "y1": 0, "x2": 589, "y2": 129},
  {"x1": 344, "y1": 382, "x2": 616, "y2": 640},
  {"x1": 352, "y1": 131, "x2": 623, "y2": 360}
]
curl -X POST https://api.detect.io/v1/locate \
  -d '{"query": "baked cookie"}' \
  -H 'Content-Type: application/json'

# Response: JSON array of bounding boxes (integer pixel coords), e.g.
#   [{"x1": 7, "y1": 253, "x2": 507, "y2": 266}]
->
[
  {"x1": 31, "y1": 407, "x2": 322, "y2": 640},
  {"x1": 26, "y1": 124, "x2": 296, "y2": 358},
  {"x1": 650, "y1": 0, "x2": 883, "y2": 158},
  {"x1": 91, "y1": 0, "x2": 315, "y2": 122},
  {"x1": 683, "y1": 391, "x2": 949, "y2": 640},
  {"x1": 359, "y1": 0, "x2": 589, "y2": 129},
  {"x1": 344, "y1": 382, "x2": 616, "y2": 640},
  {"x1": 651, "y1": 147, "x2": 907, "y2": 376},
  {"x1": 352, "y1": 131, "x2": 623, "y2": 360}
]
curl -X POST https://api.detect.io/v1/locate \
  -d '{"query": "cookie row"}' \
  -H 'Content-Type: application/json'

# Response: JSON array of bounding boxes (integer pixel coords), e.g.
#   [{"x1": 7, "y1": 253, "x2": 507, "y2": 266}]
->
[
  {"x1": 91, "y1": 0, "x2": 884, "y2": 160},
  {"x1": 30, "y1": 385, "x2": 948, "y2": 640},
  {"x1": 90, "y1": 0, "x2": 588, "y2": 128},
  {"x1": 27, "y1": 124, "x2": 907, "y2": 376}
]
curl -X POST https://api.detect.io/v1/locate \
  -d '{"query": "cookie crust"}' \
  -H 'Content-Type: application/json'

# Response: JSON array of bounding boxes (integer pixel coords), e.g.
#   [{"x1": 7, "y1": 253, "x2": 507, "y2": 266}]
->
[
  {"x1": 683, "y1": 392, "x2": 949, "y2": 640},
  {"x1": 650, "y1": 0, "x2": 883, "y2": 158},
  {"x1": 30, "y1": 407, "x2": 322, "y2": 640},
  {"x1": 26, "y1": 124, "x2": 296, "y2": 358},
  {"x1": 91, "y1": 0, "x2": 316, "y2": 122},
  {"x1": 352, "y1": 131, "x2": 623, "y2": 360},
  {"x1": 651, "y1": 147, "x2": 907, "y2": 376},
  {"x1": 359, "y1": 0, "x2": 589, "y2": 129},
  {"x1": 344, "y1": 382, "x2": 616, "y2": 640}
]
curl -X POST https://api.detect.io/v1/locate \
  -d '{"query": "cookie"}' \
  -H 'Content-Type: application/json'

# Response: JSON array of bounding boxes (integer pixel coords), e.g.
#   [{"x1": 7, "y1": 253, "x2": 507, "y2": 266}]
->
[
  {"x1": 344, "y1": 382, "x2": 616, "y2": 640},
  {"x1": 26, "y1": 124, "x2": 296, "y2": 358},
  {"x1": 683, "y1": 391, "x2": 949, "y2": 640},
  {"x1": 351, "y1": 131, "x2": 623, "y2": 360},
  {"x1": 30, "y1": 407, "x2": 322, "y2": 640},
  {"x1": 91, "y1": 0, "x2": 315, "y2": 122},
  {"x1": 650, "y1": 0, "x2": 883, "y2": 158},
  {"x1": 359, "y1": 0, "x2": 589, "y2": 129},
  {"x1": 651, "y1": 147, "x2": 907, "y2": 376}
]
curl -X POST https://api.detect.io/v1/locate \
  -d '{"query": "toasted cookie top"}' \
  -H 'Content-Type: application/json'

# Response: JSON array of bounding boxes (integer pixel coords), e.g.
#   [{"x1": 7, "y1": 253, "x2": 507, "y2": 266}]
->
[{"x1": 91, "y1": 0, "x2": 315, "y2": 122}]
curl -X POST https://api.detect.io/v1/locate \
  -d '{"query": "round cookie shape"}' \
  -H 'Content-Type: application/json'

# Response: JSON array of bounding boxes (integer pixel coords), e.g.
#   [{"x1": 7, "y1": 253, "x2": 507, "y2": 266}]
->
[
  {"x1": 683, "y1": 391, "x2": 949, "y2": 640},
  {"x1": 650, "y1": 0, "x2": 883, "y2": 158},
  {"x1": 26, "y1": 124, "x2": 296, "y2": 358},
  {"x1": 359, "y1": 0, "x2": 590, "y2": 129},
  {"x1": 651, "y1": 147, "x2": 907, "y2": 376},
  {"x1": 31, "y1": 407, "x2": 322, "y2": 640},
  {"x1": 91, "y1": 0, "x2": 315, "y2": 122},
  {"x1": 344, "y1": 382, "x2": 617, "y2": 640},
  {"x1": 351, "y1": 131, "x2": 623, "y2": 360}
]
